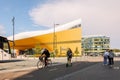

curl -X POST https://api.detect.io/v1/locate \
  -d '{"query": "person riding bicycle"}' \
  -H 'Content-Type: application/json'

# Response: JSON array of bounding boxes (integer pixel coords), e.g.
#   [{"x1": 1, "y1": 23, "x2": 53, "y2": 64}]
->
[{"x1": 41, "y1": 48, "x2": 50, "y2": 66}]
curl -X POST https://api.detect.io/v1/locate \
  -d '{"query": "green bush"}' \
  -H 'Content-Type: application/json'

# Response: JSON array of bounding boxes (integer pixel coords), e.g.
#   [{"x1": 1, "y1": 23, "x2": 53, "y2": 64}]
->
[{"x1": 33, "y1": 53, "x2": 40, "y2": 57}]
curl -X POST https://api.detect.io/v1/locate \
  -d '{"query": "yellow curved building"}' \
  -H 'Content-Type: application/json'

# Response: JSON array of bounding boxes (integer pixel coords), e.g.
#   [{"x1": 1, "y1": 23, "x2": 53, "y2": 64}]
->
[{"x1": 8, "y1": 19, "x2": 82, "y2": 56}]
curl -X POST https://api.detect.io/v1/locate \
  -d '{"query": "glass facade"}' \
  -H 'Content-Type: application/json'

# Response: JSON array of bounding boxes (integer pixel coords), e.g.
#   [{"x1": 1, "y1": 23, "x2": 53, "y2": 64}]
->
[{"x1": 82, "y1": 35, "x2": 110, "y2": 55}]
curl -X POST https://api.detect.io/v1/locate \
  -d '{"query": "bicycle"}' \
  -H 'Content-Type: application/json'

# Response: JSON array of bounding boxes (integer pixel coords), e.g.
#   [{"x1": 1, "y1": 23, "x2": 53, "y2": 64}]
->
[{"x1": 37, "y1": 56, "x2": 52, "y2": 69}]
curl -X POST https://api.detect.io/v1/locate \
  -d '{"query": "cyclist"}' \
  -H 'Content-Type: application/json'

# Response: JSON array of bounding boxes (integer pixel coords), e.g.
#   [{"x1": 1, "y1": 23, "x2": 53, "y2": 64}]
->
[{"x1": 41, "y1": 48, "x2": 50, "y2": 66}]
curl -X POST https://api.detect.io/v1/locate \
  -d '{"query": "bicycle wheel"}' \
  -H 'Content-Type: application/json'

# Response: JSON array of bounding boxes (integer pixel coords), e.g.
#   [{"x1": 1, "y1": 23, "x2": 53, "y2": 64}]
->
[{"x1": 37, "y1": 60, "x2": 45, "y2": 69}]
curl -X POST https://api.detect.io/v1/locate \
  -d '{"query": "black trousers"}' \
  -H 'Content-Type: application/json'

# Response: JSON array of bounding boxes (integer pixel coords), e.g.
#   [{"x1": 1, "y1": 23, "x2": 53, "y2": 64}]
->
[
  {"x1": 108, "y1": 57, "x2": 114, "y2": 65},
  {"x1": 45, "y1": 56, "x2": 49, "y2": 66}
]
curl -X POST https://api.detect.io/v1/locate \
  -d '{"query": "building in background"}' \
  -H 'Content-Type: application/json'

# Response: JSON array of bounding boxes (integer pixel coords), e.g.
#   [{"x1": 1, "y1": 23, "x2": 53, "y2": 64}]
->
[
  {"x1": 0, "y1": 36, "x2": 11, "y2": 60},
  {"x1": 8, "y1": 19, "x2": 82, "y2": 57},
  {"x1": 82, "y1": 35, "x2": 110, "y2": 56}
]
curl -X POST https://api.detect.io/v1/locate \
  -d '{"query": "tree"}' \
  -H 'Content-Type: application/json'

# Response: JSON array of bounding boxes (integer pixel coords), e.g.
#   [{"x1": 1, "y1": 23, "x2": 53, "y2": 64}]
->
[
  {"x1": 74, "y1": 47, "x2": 80, "y2": 61},
  {"x1": 52, "y1": 48, "x2": 59, "y2": 58},
  {"x1": 74, "y1": 47, "x2": 79, "y2": 56},
  {"x1": 34, "y1": 43, "x2": 41, "y2": 57},
  {"x1": 55, "y1": 48, "x2": 59, "y2": 56}
]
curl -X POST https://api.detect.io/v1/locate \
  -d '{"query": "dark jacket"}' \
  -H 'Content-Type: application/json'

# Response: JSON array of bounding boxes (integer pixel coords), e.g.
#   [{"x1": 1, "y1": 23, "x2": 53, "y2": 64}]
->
[
  {"x1": 67, "y1": 49, "x2": 72, "y2": 58},
  {"x1": 42, "y1": 49, "x2": 50, "y2": 57}
]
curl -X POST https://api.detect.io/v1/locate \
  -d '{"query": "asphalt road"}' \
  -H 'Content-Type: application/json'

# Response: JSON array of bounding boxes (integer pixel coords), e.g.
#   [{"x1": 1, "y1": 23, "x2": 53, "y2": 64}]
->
[
  {"x1": 1, "y1": 57, "x2": 120, "y2": 80},
  {"x1": 1, "y1": 61, "x2": 99, "y2": 80}
]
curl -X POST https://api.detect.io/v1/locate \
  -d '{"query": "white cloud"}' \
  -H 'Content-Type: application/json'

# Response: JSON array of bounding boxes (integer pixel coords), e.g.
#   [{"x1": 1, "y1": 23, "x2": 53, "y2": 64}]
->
[
  {"x1": 0, "y1": 25, "x2": 5, "y2": 35},
  {"x1": 29, "y1": 0, "x2": 120, "y2": 48}
]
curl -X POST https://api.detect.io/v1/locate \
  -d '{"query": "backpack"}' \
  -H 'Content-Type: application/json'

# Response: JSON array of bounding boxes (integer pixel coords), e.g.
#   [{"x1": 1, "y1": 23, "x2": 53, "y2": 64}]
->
[
  {"x1": 109, "y1": 52, "x2": 114, "y2": 58},
  {"x1": 67, "y1": 52, "x2": 72, "y2": 57}
]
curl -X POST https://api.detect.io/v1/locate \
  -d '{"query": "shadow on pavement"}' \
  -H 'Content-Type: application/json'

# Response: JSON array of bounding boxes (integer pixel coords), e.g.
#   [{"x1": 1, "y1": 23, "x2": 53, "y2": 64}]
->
[
  {"x1": 12, "y1": 61, "x2": 100, "y2": 80},
  {"x1": 0, "y1": 59, "x2": 25, "y2": 63}
]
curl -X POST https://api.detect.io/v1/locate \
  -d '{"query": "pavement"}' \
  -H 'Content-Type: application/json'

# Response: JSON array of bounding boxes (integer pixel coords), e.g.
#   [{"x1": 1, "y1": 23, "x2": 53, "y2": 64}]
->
[
  {"x1": 0, "y1": 56, "x2": 120, "y2": 80},
  {"x1": 0, "y1": 56, "x2": 103, "y2": 73},
  {"x1": 55, "y1": 61, "x2": 120, "y2": 80}
]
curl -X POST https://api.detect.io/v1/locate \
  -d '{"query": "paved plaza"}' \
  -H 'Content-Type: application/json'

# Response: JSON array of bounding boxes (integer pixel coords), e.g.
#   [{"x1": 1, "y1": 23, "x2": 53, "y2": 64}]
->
[
  {"x1": 0, "y1": 56, "x2": 103, "y2": 73},
  {"x1": 0, "y1": 56, "x2": 119, "y2": 72},
  {"x1": 0, "y1": 56, "x2": 120, "y2": 80}
]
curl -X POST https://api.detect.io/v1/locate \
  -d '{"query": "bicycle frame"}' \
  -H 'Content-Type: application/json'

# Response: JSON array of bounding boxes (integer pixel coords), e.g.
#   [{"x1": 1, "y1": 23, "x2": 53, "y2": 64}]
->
[{"x1": 37, "y1": 57, "x2": 52, "y2": 69}]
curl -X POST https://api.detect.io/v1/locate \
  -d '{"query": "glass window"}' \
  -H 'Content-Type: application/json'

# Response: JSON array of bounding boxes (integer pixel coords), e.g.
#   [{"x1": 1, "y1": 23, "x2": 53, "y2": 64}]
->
[{"x1": 94, "y1": 39, "x2": 99, "y2": 41}]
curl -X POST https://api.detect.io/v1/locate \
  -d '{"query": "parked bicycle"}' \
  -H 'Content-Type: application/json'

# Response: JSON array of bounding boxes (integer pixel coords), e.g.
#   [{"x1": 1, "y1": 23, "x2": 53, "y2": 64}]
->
[{"x1": 37, "y1": 56, "x2": 52, "y2": 69}]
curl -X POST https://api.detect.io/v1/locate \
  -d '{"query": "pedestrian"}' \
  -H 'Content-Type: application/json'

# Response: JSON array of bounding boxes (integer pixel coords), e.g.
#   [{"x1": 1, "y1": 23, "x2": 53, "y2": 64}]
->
[
  {"x1": 66, "y1": 48, "x2": 73, "y2": 67},
  {"x1": 108, "y1": 50, "x2": 114, "y2": 67},
  {"x1": 103, "y1": 49, "x2": 109, "y2": 65}
]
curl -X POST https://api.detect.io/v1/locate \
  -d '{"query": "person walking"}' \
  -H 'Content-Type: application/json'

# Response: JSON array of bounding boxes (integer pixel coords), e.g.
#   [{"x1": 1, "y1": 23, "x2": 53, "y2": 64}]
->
[
  {"x1": 103, "y1": 49, "x2": 109, "y2": 65},
  {"x1": 66, "y1": 48, "x2": 73, "y2": 67},
  {"x1": 108, "y1": 50, "x2": 114, "y2": 67}
]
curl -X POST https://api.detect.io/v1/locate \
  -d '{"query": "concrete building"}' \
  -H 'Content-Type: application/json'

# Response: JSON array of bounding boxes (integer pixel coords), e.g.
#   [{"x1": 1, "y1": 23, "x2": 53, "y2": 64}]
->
[
  {"x1": 82, "y1": 35, "x2": 110, "y2": 56},
  {"x1": 8, "y1": 19, "x2": 82, "y2": 56}
]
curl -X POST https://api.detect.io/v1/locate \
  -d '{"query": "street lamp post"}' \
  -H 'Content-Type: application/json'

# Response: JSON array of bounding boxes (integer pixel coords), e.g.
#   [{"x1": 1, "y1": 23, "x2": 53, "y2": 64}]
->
[
  {"x1": 53, "y1": 23, "x2": 59, "y2": 57},
  {"x1": 12, "y1": 17, "x2": 15, "y2": 57},
  {"x1": 53, "y1": 24, "x2": 55, "y2": 51}
]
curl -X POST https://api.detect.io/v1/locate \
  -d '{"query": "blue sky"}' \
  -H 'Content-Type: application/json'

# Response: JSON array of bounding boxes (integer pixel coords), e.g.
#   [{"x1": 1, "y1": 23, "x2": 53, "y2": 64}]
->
[
  {"x1": 0, "y1": 0, "x2": 120, "y2": 49},
  {"x1": 0, "y1": 0, "x2": 47, "y2": 36}
]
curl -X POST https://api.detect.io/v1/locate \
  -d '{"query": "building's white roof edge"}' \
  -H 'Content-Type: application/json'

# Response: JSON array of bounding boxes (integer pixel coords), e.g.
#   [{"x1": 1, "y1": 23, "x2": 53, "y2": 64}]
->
[
  {"x1": 8, "y1": 18, "x2": 82, "y2": 40},
  {"x1": 83, "y1": 35, "x2": 109, "y2": 38}
]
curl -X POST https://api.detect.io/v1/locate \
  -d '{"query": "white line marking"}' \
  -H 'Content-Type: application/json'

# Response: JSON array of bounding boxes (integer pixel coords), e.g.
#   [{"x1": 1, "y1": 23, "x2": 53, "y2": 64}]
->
[{"x1": 49, "y1": 68, "x2": 57, "y2": 71}]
